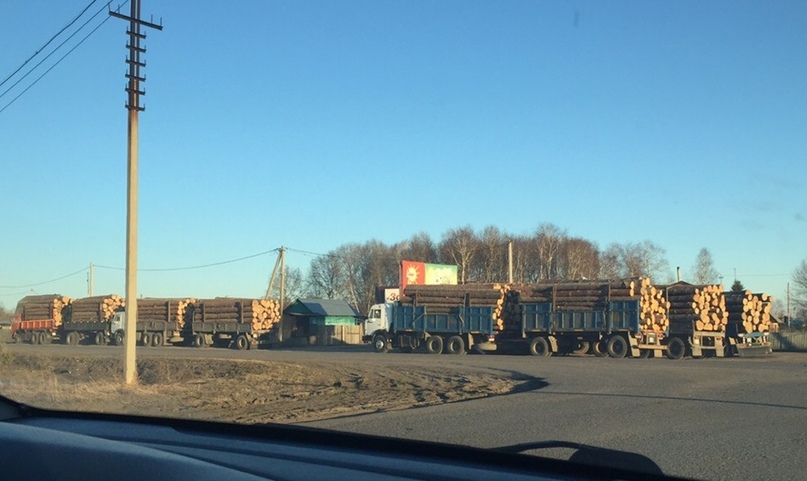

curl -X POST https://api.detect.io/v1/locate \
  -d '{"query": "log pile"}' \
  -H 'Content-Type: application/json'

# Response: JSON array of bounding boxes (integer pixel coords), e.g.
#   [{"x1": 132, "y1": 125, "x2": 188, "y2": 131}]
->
[
  {"x1": 663, "y1": 283, "x2": 726, "y2": 333},
  {"x1": 191, "y1": 298, "x2": 282, "y2": 331},
  {"x1": 15, "y1": 294, "x2": 72, "y2": 325},
  {"x1": 138, "y1": 298, "x2": 195, "y2": 328},
  {"x1": 725, "y1": 291, "x2": 774, "y2": 333},
  {"x1": 68, "y1": 295, "x2": 125, "y2": 323},
  {"x1": 632, "y1": 278, "x2": 669, "y2": 332},
  {"x1": 400, "y1": 284, "x2": 503, "y2": 311},
  {"x1": 495, "y1": 278, "x2": 653, "y2": 332}
]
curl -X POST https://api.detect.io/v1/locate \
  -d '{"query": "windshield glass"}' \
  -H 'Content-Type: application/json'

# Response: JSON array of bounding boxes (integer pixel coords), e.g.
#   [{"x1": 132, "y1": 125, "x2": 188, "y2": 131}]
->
[{"x1": 1, "y1": 2, "x2": 806, "y2": 480}]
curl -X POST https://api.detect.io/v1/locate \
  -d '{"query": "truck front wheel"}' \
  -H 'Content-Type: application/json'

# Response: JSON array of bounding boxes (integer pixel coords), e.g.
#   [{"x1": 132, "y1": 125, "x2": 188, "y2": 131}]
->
[
  {"x1": 113, "y1": 330, "x2": 124, "y2": 346},
  {"x1": 606, "y1": 335, "x2": 628, "y2": 358},
  {"x1": 529, "y1": 337, "x2": 551, "y2": 357},
  {"x1": 425, "y1": 336, "x2": 443, "y2": 354},
  {"x1": 372, "y1": 334, "x2": 389, "y2": 353},
  {"x1": 445, "y1": 336, "x2": 465, "y2": 355}
]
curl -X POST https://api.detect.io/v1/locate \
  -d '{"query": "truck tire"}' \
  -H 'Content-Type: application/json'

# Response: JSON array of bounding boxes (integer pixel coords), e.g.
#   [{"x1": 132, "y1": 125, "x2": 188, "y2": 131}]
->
[
  {"x1": 528, "y1": 337, "x2": 551, "y2": 357},
  {"x1": 572, "y1": 341, "x2": 590, "y2": 355},
  {"x1": 234, "y1": 334, "x2": 249, "y2": 350},
  {"x1": 113, "y1": 330, "x2": 125, "y2": 346},
  {"x1": 372, "y1": 334, "x2": 389, "y2": 353},
  {"x1": 94, "y1": 331, "x2": 106, "y2": 346},
  {"x1": 425, "y1": 336, "x2": 443, "y2": 355},
  {"x1": 191, "y1": 334, "x2": 204, "y2": 348},
  {"x1": 152, "y1": 332, "x2": 164, "y2": 347},
  {"x1": 665, "y1": 337, "x2": 686, "y2": 360},
  {"x1": 141, "y1": 332, "x2": 152, "y2": 347},
  {"x1": 592, "y1": 339, "x2": 607, "y2": 357},
  {"x1": 64, "y1": 331, "x2": 79, "y2": 346},
  {"x1": 638, "y1": 349, "x2": 652, "y2": 358},
  {"x1": 445, "y1": 336, "x2": 465, "y2": 355},
  {"x1": 606, "y1": 335, "x2": 628, "y2": 358},
  {"x1": 38, "y1": 332, "x2": 48, "y2": 345}
]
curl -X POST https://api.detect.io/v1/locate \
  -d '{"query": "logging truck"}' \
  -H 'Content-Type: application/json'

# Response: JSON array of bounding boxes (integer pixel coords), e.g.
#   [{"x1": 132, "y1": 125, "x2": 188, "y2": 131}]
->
[
  {"x1": 495, "y1": 299, "x2": 771, "y2": 359},
  {"x1": 11, "y1": 295, "x2": 124, "y2": 346},
  {"x1": 364, "y1": 302, "x2": 497, "y2": 354},
  {"x1": 183, "y1": 299, "x2": 274, "y2": 350}
]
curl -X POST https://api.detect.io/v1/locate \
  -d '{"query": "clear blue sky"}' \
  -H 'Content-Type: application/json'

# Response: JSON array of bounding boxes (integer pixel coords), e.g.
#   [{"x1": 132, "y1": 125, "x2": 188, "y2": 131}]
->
[{"x1": 1, "y1": 1, "x2": 805, "y2": 309}]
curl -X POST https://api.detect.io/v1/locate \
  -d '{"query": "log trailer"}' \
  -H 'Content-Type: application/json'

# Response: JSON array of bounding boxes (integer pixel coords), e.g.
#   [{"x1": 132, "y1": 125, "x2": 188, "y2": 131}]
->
[
  {"x1": 496, "y1": 300, "x2": 771, "y2": 359},
  {"x1": 364, "y1": 302, "x2": 497, "y2": 354}
]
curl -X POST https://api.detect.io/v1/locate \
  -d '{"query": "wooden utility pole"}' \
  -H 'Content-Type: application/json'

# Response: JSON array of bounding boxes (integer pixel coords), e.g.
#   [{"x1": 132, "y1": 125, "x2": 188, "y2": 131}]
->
[
  {"x1": 508, "y1": 241, "x2": 513, "y2": 283},
  {"x1": 110, "y1": 0, "x2": 162, "y2": 385},
  {"x1": 88, "y1": 262, "x2": 94, "y2": 297},
  {"x1": 279, "y1": 246, "x2": 287, "y2": 342}
]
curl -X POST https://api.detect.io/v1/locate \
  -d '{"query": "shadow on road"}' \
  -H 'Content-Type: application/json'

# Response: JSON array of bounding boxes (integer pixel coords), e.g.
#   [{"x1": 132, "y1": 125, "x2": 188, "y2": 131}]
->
[{"x1": 530, "y1": 390, "x2": 807, "y2": 411}]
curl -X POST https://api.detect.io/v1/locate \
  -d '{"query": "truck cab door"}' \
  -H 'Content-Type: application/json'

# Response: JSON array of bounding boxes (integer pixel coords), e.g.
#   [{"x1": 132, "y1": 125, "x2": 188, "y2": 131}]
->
[{"x1": 364, "y1": 304, "x2": 388, "y2": 337}]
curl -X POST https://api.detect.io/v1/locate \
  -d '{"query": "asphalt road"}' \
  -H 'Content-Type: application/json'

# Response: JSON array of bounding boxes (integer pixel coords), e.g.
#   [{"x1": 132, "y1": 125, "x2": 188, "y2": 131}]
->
[{"x1": 4, "y1": 342, "x2": 806, "y2": 480}]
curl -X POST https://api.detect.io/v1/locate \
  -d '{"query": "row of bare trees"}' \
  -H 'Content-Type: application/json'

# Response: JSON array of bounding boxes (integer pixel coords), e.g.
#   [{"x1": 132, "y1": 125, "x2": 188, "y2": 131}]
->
[{"x1": 302, "y1": 223, "x2": 674, "y2": 313}]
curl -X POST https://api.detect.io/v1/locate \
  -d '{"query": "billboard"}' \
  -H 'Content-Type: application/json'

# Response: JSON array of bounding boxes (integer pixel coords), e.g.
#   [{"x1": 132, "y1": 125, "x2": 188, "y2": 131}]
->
[{"x1": 400, "y1": 261, "x2": 458, "y2": 292}]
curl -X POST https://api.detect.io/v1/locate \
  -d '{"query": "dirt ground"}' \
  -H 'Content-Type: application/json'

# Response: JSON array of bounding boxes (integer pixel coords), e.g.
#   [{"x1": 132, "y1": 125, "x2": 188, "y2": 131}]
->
[{"x1": 0, "y1": 350, "x2": 520, "y2": 424}]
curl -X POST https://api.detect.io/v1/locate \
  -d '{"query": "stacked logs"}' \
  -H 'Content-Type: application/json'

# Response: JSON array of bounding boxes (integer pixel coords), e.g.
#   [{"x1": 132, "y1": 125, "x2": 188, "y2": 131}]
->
[
  {"x1": 191, "y1": 298, "x2": 282, "y2": 331},
  {"x1": 15, "y1": 294, "x2": 72, "y2": 325},
  {"x1": 663, "y1": 283, "x2": 727, "y2": 333},
  {"x1": 725, "y1": 291, "x2": 774, "y2": 333},
  {"x1": 138, "y1": 298, "x2": 195, "y2": 328},
  {"x1": 633, "y1": 277, "x2": 669, "y2": 332},
  {"x1": 68, "y1": 295, "x2": 125, "y2": 323},
  {"x1": 400, "y1": 284, "x2": 503, "y2": 312},
  {"x1": 496, "y1": 279, "x2": 652, "y2": 332}
]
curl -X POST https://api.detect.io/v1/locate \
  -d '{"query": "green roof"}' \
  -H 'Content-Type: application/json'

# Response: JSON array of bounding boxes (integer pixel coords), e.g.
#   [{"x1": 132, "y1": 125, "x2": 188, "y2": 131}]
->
[{"x1": 285, "y1": 299, "x2": 362, "y2": 317}]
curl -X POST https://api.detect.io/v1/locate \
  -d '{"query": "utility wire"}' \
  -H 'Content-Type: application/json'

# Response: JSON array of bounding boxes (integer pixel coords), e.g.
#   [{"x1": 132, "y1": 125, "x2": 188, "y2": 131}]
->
[
  {"x1": 95, "y1": 248, "x2": 280, "y2": 272},
  {"x1": 0, "y1": 1, "x2": 124, "y2": 113},
  {"x1": 0, "y1": 267, "x2": 88, "y2": 289},
  {"x1": 0, "y1": 0, "x2": 98, "y2": 89}
]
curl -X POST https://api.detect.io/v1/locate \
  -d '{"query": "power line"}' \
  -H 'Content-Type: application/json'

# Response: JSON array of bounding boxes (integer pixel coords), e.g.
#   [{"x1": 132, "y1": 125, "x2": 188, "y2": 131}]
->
[
  {"x1": 0, "y1": 267, "x2": 88, "y2": 289},
  {"x1": 0, "y1": 1, "x2": 124, "y2": 113},
  {"x1": 0, "y1": 0, "x2": 98, "y2": 89},
  {"x1": 95, "y1": 248, "x2": 280, "y2": 272}
]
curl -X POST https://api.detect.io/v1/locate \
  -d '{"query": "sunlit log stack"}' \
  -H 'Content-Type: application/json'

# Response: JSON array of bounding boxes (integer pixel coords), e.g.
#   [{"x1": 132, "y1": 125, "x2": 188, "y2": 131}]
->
[
  {"x1": 663, "y1": 283, "x2": 727, "y2": 332},
  {"x1": 725, "y1": 291, "x2": 774, "y2": 333},
  {"x1": 68, "y1": 295, "x2": 125, "y2": 322},
  {"x1": 137, "y1": 298, "x2": 195, "y2": 328},
  {"x1": 191, "y1": 298, "x2": 282, "y2": 331},
  {"x1": 14, "y1": 294, "x2": 72, "y2": 325},
  {"x1": 628, "y1": 277, "x2": 669, "y2": 332}
]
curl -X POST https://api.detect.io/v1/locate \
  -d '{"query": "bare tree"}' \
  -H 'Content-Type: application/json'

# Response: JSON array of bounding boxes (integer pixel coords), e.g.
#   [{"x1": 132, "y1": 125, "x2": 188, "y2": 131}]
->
[
  {"x1": 306, "y1": 253, "x2": 347, "y2": 299},
  {"x1": 438, "y1": 226, "x2": 477, "y2": 283},
  {"x1": 267, "y1": 266, "x2": 305, "y2": 306},
  {"x1": 598, "y1": 241, "x2": 670, "y2": 281},
  {"x1": 792, "y1": 259, "x2": 807, "y2": 311},
  {"x1": 598, "y1": 243, "x2": 623, "y2": 279},
  {"x1": 692, "y1": 247, "x2": 720, "y2": 284},
  {"x1": 558, "y1": 237, "x2": 599, "y2": 279},
  {"x1": 477, "y1": 225, "x2": 507, "y2": 282},
  {"x1": 395, "y1": 232, "x2": 438, "y2": 263},
  {"x1": 535, "y1": 223, "x2": 566, "y2": 280}
]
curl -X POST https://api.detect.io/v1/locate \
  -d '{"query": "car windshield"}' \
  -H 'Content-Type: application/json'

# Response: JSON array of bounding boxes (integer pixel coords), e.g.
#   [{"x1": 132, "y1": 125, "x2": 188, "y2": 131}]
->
[{"x1": 1, "y1": 2, "x2": 806, "y2": 480}]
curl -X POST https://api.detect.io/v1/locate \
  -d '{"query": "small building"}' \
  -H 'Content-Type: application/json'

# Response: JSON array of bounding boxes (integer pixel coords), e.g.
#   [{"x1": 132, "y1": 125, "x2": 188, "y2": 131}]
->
[{"x1": 284, "y1": 299, "x2": 364, "y2": 346}]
